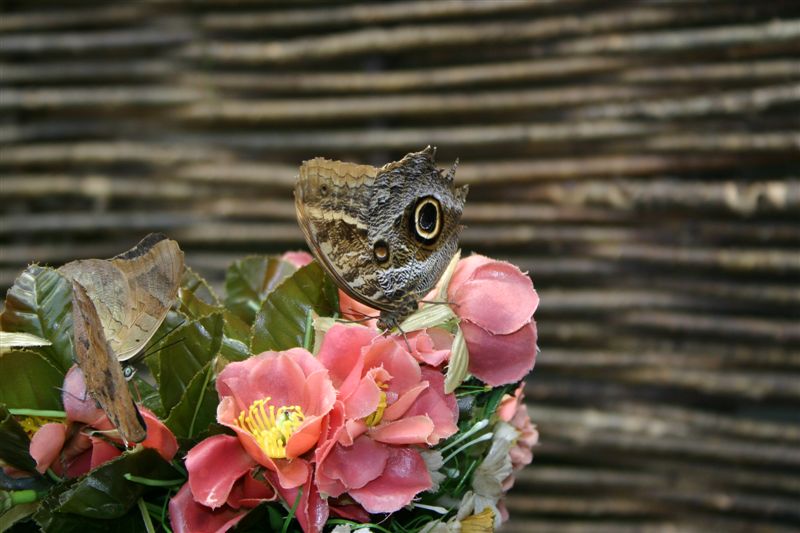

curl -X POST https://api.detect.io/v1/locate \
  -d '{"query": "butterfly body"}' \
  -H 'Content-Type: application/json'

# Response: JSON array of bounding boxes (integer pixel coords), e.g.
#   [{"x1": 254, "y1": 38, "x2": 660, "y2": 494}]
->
[{"x1": 295, "y1": 147, "x2": 467, "y2": 328}]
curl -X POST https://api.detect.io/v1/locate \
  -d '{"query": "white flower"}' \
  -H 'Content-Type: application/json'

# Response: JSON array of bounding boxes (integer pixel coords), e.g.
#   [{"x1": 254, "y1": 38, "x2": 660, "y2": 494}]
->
[
  {"x1": 470, "y1": 422, "x2": 518, "y2": 528},
  {"x1": 421, "y1": 449, "x2": 446, "y2": 492}
]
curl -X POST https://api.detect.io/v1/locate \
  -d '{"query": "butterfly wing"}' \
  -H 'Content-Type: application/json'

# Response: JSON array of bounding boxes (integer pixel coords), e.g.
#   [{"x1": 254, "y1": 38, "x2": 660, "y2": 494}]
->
[
  {"x1": 71, "y1": 280, "x2": 147, "y2": 444},
  {"x1": 59, "y1": 234, "x2": 184, "y2": 361},
  {"x1": 295, "y1": 158, "x2": 397, "y2": 313}
]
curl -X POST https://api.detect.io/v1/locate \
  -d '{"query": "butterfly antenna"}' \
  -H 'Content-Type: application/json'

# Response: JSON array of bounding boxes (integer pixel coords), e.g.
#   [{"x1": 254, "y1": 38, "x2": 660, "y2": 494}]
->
[
  {"x1": 419, "y1": 299, "x2": 458, "y2": 308},
  {"x1": 141, "y1": 337, "x2": 186, "y2": 360},
  {"x1": 143, "y1": 319, "x2": 186, "y2": 355}
]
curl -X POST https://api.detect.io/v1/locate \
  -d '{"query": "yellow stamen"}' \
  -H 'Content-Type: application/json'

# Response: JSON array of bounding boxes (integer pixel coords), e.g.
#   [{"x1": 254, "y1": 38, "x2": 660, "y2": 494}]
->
[
  {"x1": 461, "y1": 508, "x2": 495, "y2": 533},
  {"x1": 364, "y1": 385, "x2": 389, "y2": 427},
  {"x1": 237, "y1": 397, "x2": 305, "y2": 459},
  {"x1": 17, "y1": 416, "x2": 60, "y2": 438}
]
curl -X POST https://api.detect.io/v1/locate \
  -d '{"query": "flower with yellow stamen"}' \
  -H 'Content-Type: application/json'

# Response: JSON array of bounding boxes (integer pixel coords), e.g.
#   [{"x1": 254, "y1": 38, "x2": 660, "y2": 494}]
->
[
  {"x1": 363, "y1": 385, "x2": 388, "y2": 427},
  {"x1": 236, "y1": 397, "x2": 305, "y2": 459},
  {"x1": 17, "y1": 416, "x2": 61, "y2": 439}
]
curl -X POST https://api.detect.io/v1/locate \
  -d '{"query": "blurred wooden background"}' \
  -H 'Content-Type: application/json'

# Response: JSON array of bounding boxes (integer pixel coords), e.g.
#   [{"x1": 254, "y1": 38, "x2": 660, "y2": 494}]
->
[{"x1": 2, "y1": 1, "x2": 799, "y2": 531}]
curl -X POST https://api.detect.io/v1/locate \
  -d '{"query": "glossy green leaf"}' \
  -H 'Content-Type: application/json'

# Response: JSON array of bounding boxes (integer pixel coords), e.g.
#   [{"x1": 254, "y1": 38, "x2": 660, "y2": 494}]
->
[
  {"x1": 250, "y1": 262, "x2": 338, "y2": 354},
  {"x1": 0, "y1": 405, "x2": 36, "y2": 472},
  {"x1": 0, "y1": 500, "x2": 39, "y2": 531},
  {"x1": 164, "y1": 362, "x2": 218, "y2": 439},
  {"x1": 177, "y1": 267, "x2": 221, "y2": 320},
  {"x1": 156, "y1": 314, "x2": 224, "y2": 413},
  {"x1": 1, "y1": 266, "x2": 73, "y2": 374},
  {"x1": 32, "y1": 507, "x2": 143, "y2": 533},
  {"x1": 0, "y1": 351, "x2": 63, "y2": 410},
  {"x1": 225, "y1": 256, "x2": 296, "y2": 325},
  {"x1": 32, "y1": 448, "x2": 176, "y2": 530},
  {"x1": 221, "y1": 311, "x2": 252, "y2": 361}
]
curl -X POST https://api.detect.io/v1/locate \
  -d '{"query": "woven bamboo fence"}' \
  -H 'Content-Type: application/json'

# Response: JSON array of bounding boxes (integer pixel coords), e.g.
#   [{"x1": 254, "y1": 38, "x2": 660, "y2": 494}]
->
[{"x1": 2, "y1": 1, "x2": 799, "y2": 531}]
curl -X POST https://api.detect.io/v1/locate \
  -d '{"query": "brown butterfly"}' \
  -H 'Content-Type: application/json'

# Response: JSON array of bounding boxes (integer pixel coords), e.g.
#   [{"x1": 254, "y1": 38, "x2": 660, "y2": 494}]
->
[
  {"x1": 295, "y1": 147, "x2": 467, "y2": 329},
  {"x1": 60, "y1": 233, "x2": 184, "y2": 443}
]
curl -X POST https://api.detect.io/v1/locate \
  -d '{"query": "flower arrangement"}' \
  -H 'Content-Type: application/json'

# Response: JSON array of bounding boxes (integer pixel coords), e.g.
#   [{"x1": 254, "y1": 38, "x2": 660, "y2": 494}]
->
[{"x1": 0, "y1": 246, "x2": 538, "y2": 532}]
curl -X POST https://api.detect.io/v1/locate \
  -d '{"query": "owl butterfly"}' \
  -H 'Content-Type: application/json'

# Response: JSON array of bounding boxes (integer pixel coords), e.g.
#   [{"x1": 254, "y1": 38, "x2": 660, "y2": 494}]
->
[
  {"x1": 295, "y1": 146, "x2": 468, "y2": 329},
  {"x1": 60, "y1": 233, "x2": 184, "y2": 443}
]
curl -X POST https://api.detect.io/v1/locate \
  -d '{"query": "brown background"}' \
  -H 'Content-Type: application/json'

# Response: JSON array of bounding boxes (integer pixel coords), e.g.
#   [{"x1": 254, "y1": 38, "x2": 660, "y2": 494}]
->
[{"x1": 2, "y1": 1, "x2": 799, "y2": 531}]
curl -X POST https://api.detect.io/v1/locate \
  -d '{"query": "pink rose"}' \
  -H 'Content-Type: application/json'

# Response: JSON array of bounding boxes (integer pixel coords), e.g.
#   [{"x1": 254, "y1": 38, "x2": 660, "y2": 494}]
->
[
  {"x1": 448, "y1": 254, "x2": 538, "y2": 385},
  {"x1": 496, "y1": 383, "x2": 538, "y2": 488},
  {"x1": 172, "y1": 348, "x2": 337, "y2": 533},
  {"x1": 29, "y1": 366, "x2": 177, "y2": 477},
  {"x1": 314, "y1": 324, "x2": 458, "y2": 513}
]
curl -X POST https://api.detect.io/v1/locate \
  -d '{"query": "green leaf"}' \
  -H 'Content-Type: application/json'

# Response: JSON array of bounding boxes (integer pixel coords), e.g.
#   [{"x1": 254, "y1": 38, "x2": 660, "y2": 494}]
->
[
  {"x1": 1, "y1": 266, "x2": 73, "y2": 374},
  {"x1": 164, "y1": 362, "x2": 218, "y2": 439},
  {"x1": 33, "y1": 507, "x2": 143, "y2": 533},
  {"x1": 220, "y1": 311, "x2": 252, "y2": 361},
  {"x1": 0, "y1": 405, "x2": 36, "y2": 472},
  {"x1": 0, "y1": 500, "x2": 39, "y2": 532},
  {"x1": 0, "y1": 351, "x2": 63, "y2": 410},
  {"x1": 250, "y1": 262, "x2": 338, "y2": 354},
  {"x1": 130, "y1": 374, "x2": 163, "y2": 418},
  {"x1": 34, "y1": 448, "x2": 177, "y2": 523},
  {"x1": 156, "y1": 314, "x2": 224, "y2": 413},
  {"x1": 177, "y1": 267, "x2": 221, "y2": 320},
  {"x1": 225, "y1": 256, "x2": 296, "y2": 325}
]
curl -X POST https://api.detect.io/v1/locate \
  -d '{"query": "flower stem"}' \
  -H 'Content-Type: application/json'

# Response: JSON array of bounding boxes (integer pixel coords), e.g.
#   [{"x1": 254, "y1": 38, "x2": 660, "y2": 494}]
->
[
  {"x1": 137, "y1": 497, "x2": 156, "y2": 533},
  {"x1": 188, "y1": 361, "x2": 214, "y2": 437},
  {"x1": 442, "y1": 432, "x2": 493, "y2": 465},
  {"x1": 438, "y1": 419, "x2": 489, "y2": 455},
  {"x1": 9, "y1": 408, "x2": 66, "y2": 418},
  {"x1": 46, "y1": 468, "x2": 62, "y2": 483}
]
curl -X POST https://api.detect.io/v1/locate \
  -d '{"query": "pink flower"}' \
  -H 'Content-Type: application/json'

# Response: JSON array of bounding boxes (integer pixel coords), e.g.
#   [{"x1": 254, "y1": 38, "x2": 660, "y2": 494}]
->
[
  {"x1": 315, "y1": 324, "x2": 459, "y2": 513},
  {"x1": 28, "y1": 366, "x2": 177, "y2": 477},
  {"x1": 448, "y1": 254, "x2": 538, "y2": 385},
  {"x1": 172, "y1": 348, "x2": 337, "y2": 533},
  {"x1": 281, "y1": 251, "x2": 314, "y2": 269},
  {"x1": 496, "y1": 383, "x2": 538, "y2": 486}
]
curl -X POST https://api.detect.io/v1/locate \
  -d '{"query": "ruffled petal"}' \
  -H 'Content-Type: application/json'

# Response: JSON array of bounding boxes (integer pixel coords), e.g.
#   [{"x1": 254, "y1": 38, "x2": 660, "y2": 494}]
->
[
  {"x1": 370, "y1": 415, "x2": 435, "y2": 445},
  {"x1": 349, "y1": 447, "x2": 431, "y2": 514},
  {"x1": 317, "y1": 323, "x2": 375, "y2": 390},
  {"x1": 318, "y1": 436, "x2": 389, "y2": 491},
  {"x1": 399, "y1": 367, "x2": 458, "y2": 444},
  {"x1": 169, "y1": 483, "x2": 246, "y2": 533},
  {"x1": 274, "y1": 457, "x2": 310, "y2": 489},
  {"x1": 226, "y1": 471, "x2": 276, "y2": 509},
  {"x1": 338, "y1": 291, "x2": 379, "y2": 330},
  {"x1": 89, "y1": 436, "x2": 121, "y2": 469},
  {"x1": 29, "y1": 423, "x2": 66, "y2": 473},
  {"x1": 463, "y1": 320, "x2": 538, "y2": 386},
  {"x1": 186, "y1": 435, "x2": 256, "y2": 509},
  {"x1": 453, "y1": 262, "x2": 537, "y2": 335},
  {"x1": 265, "y1": 471, "x2": 329, "y2": 533},
  {"x1": 140, "y1": 407, "x2": 178, "y2": 462}
]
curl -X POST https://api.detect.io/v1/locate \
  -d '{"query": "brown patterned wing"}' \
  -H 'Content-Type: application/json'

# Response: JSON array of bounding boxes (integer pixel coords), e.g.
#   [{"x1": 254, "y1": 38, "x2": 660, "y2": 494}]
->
[
  {"x1": 71, "y1": 280, "x2": 147, "y2": 444},
  {"x1": 59, "y1": 233, "x2": 184, "y2": 361},
  {"x1": 295, "y1": 158, "x2": 397, "y2": 313}
]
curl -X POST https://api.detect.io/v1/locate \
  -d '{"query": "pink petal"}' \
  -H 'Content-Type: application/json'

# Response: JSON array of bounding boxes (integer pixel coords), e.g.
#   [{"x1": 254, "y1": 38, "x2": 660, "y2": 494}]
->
[
  {"x1": 216, "y1": 396, "x2": 276, "y2": 471},
  {"x1": 370, "y1": 415, "x2": 435, "y2": 445},
  {"x1": 281, "y1": 251, "x2": 313, "y2": 269},
  {"x1": 265, "y1": 471, "x2": 329, "y2": 533},
  {"x1": 62, "y1": 366, "x2": 108, "y2": 427},
  {"x1": 226, "y1": 471, "x2": 276, "y2": 509},
  {"x1": 400, "y1": 367, "x2": 459, "y2": 444},
  {"x1": 364, "y1": 337, "x2": 421, "y2": 396},
  {"x1": 349, "y1": 448, "x2": 431, "y2": 514},
  {"x1": 140, "y1": 407, "x2": 178, "y2": 462},
  {"x1": 342, "y1": 374, "x2": 383, "y2": 420},
  {"x1": 406, "y1": 329, "x2": 452, "y2": 367},
  {"x1": 30, "y1": 423, "x2": 66, "y2": 474},
  {"x1": 169, "y1": 483, "x2": 246, "y2": 533},
  {"x1": 453, "y1": 262, "x2": 537, "y2": 335},
  {"x1": 382, "y1": 382, "x2": 429, "y2": 422},
  {"x1": 317, "y1": 323, "x2": 375, "y2": 390},
  {"x1": 274, "y1": 457, "x2": 310, "y2": 489},
  {"x1": 301, "y1": 368, "x2": 337, "y2": 417},
  {"x1": 89, "y1": 437, "x2": 121, "y2": 469},
  {"x1": 186, "y1": 435, "x2": 256, "y2": 509},
  {"x1": 318, "y1": 436, "x2": 389, "y2": 491},
  {"x1": 447, "y1": 254, "x2": 493, "y2": 297},
  {"x1": 338, "y1": 291, "x2": 379, "y2": 330},
  {"x1": 463, "y1": 320, "x2": 538, "y2": 386},
  {"x1": 286, "y1": 415, "x2": 324, "y2": 459},
  {"x1": 216, "y1": 352, "x2": 307, "y2": 412}
]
